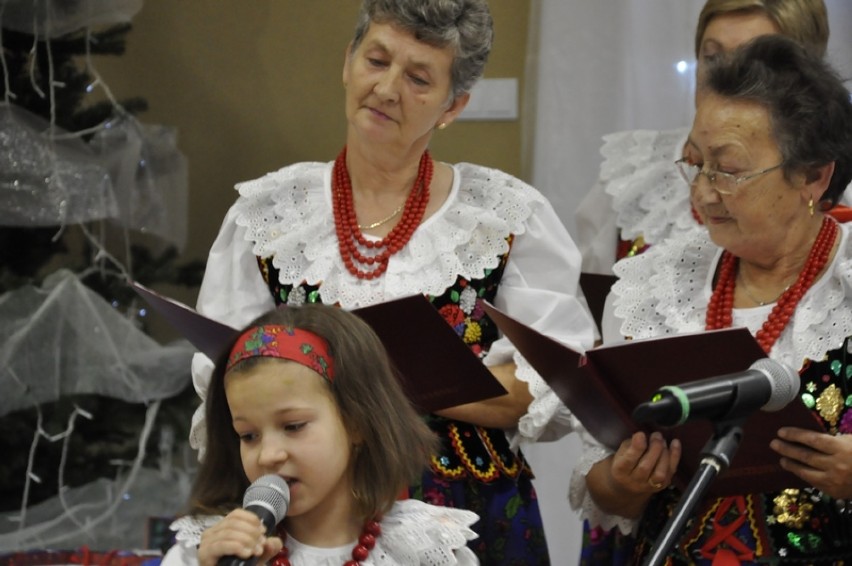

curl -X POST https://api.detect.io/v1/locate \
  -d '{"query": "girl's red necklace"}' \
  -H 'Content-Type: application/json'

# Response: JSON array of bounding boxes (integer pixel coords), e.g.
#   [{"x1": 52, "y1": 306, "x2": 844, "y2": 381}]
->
[
  {"x1": 271, "y1": 518, "x2": 382, "y2": 566},
  {"x1": 332, "y1": 146, "x2": 432, "y2": 280},
  {"x1": 705, "y1": 216, "x2": 837, "y2": 353}
]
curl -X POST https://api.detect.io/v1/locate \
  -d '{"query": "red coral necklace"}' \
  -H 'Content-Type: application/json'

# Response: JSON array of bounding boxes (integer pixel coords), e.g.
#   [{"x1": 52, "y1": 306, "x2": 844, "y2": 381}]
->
[
  {"x1": 271, "y1": 518, "x2": 382, "y2": 566},
  {"x1": 332, "y1": 146, "x2": 432, "y2": 280},
  {"x1": 705, "y1": 216, "x2": 837, "y2": 353}
]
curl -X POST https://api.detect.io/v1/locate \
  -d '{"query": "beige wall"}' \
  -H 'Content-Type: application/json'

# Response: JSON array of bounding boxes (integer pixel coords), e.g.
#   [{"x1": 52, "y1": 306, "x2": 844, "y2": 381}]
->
[{"x1": 95, "y1": 1, "x2": 530, "y2": 271}]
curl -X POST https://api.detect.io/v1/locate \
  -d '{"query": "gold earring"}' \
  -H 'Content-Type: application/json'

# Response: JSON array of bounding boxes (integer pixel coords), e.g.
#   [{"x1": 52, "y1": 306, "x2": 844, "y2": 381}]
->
[
  {"x1": 808, "y1": 197, "x2": 815, "y2": 216},
  {"x1": 437, "y1": 122, "x2": 447, "y2": 130}
]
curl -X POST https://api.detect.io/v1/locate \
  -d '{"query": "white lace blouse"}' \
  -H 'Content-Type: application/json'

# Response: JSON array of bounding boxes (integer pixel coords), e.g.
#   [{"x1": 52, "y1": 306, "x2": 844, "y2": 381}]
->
[
  {"x1": 574, "y1": 128, "x2": 695, "y2": 273},
  {"x1": 574, "y1": 127, "x2": 852, "y2": 274},
  {"x1": 161, "y1": 499, "x2": 480, "y2": 566},
  {"x1": 569, "y1": 221, "x2": 852, "y2": 534},
  {"x1": 188, "y1": 160, "x2": 597, "y2": 457}
]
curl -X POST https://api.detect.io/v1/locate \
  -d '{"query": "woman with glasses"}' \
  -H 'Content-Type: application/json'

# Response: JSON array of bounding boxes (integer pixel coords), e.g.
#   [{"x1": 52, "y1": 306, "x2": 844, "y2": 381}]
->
[
  {"x1": 574, "y1": 0, "x2": 835, "y2": 275},
  {"x1": 572, "y1": 36, "x2": 852, "y2": 564}
]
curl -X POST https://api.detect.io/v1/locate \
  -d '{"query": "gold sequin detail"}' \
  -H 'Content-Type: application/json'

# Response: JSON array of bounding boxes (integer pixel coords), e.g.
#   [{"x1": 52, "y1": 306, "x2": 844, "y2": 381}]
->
[
  {"x1": 626, "y1": 235, "x2": 646, "y2": 257},
  {"x1": 773, "y1": 489, "x2": 813, "y2": 529},
  {"x1": 815, "y1": 384, "x2": 843, "y2": 427}
]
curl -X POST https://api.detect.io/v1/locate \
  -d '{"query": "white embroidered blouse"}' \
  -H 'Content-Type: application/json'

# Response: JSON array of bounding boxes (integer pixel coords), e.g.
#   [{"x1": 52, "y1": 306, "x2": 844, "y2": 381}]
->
[
  {"x1": 574, "y1": 127, "x2": 852, "y2": 274},
  {"x1": 188, "y1": 161, "x2": 597, "y2": 457},
  {"x1": 161, "y1": 499, "x2": 480, "y2": 566},
  {"x1": 568, "y1": 221, "x2": 852, "y2": 534}
]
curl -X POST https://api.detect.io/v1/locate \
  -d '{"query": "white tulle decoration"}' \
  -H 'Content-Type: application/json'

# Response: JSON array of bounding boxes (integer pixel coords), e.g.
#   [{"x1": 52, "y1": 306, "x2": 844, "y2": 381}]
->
[
  {"x1": 0, "y1": 103, "x2": 118, "y2": 226},
  {"x1": 0, "y1": 0, "x2": 143, "y2": 38},
  {"x1": 0, "y1": 269, "x2": 194, "y2": 416}
]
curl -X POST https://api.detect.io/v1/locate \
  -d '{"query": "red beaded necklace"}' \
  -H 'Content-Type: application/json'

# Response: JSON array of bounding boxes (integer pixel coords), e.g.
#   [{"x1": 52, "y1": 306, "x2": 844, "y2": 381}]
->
[
  {"x1": 705, "y1": 216, "x2": 837, "y2": 353},
  {"x1": 332, "y1": 146, "x2": 432, "y2": 280},
  {"x1": 271, "y1": 518, "x2": 382, "y2": 566}
]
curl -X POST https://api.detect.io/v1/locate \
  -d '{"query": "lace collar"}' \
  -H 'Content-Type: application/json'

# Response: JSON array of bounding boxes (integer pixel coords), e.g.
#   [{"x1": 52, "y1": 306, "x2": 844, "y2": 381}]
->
[
  {"x1": 168, "y1": 499, "x2": 478, "y2": 566},
  {"x1": 232, "y1": 160, "x2": 544, "y2": 308},
  {"x1": 610, "y1": 222, "x2": 852, "y2": 369},
  {"x1": 600, "y1": 128, "x2": 697, "y2": 244}
]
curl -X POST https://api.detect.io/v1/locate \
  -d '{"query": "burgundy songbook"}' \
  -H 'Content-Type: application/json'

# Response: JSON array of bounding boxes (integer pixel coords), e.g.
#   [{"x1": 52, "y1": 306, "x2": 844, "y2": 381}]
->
[
  {"x1": 132, "y1": 282, "x2": 506, "y2": 413},
  {"x1": 482, "y1": 300, "x2": 822, "y2": 497}
]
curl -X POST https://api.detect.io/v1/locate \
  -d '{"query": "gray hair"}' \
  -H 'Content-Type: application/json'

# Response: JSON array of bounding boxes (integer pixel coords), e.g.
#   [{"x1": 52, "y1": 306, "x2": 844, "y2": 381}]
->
[
  {"x1": 351, "y1": 0, "x2": 493, "y2": 99},
  {"x1": 703, "y1": 35, "x2": 852, "y2": 206}
]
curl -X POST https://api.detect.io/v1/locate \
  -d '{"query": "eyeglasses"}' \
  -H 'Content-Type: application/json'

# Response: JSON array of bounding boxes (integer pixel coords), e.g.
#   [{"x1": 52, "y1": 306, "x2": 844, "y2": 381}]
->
[{"x1": 674, "y1": 158, "x2": 784, "y2": 196}]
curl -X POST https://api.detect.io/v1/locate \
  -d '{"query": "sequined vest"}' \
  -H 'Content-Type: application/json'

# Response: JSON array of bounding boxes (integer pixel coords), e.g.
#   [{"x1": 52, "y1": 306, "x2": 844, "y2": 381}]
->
[
  {"x1": 631, "y1": 336, "x2": 852, "y2": 564},
  {"x1": 256, "y1": 239, "x2": 533, "y2": 484}
]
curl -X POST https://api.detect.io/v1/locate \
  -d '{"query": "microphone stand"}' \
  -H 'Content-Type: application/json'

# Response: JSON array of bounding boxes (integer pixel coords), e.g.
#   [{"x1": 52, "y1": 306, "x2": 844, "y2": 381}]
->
[{"x1": 643, "y1": 418, "x2": 745, "y2": 566}]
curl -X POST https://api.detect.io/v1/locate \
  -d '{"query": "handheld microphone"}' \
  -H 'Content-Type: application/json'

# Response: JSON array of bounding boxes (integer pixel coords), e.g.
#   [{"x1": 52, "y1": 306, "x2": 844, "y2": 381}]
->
[
  {"x1": 632, "y1": 358, "x2": 799, "y2": 427},
  {"x1": 217, "y1": 474, "x2": 290, "y2": 566}
]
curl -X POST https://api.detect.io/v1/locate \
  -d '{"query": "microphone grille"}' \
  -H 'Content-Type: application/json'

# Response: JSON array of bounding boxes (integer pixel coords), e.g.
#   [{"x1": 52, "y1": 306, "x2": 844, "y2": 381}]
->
[
  {"x1": 244, "y1": 474, "x2": 290, "y2": 523},
  {"x1": 752, "y1": 357, "x2": 800, "y2": 412}
]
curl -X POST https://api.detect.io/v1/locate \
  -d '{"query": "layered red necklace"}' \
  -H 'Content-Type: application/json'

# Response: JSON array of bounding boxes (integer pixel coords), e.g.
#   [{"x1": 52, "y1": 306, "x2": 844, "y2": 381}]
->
[
  {"x1": 705, "y1": 216, "x2": 837, "y2": 353},
  {"x1": 332, "y1": 146, "x2": 432, "y2": 280},
  {"x1": 271, "y1": 518, "x2": 382, "y2": 566}
]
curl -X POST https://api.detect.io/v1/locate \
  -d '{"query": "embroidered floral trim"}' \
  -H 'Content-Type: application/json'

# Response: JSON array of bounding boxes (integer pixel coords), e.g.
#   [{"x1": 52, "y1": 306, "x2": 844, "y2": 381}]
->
[
  {"x1": 477, "y1": 425, "x2": 521, "y2": 478},
  {"x1": 447, "y1": 423, "x2": 499, "y2": 482},
  {"x1": 226, "y1": 325, "x2": 334, "y2": 379},
  {"x1": 430, "y1": 452, "x2": 466, "y2": 480}
]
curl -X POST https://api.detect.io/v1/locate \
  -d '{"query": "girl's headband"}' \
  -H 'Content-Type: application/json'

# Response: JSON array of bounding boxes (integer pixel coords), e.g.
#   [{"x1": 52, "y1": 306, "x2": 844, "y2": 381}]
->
[{"x1": 226, "y1": 324, "x2": 335, "y2": 381}]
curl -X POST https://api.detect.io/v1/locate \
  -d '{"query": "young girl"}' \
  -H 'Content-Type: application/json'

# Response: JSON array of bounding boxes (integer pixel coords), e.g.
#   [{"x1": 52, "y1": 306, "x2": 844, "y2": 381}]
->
[{"x1": 161, "y1": 304, "x2": 479, "y2": 565}]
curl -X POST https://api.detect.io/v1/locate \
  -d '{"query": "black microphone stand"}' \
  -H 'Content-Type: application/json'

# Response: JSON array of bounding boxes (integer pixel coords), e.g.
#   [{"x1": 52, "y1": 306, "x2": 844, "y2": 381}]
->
[{"x1": 642, "y1": 418, "x2": 745, "y2": 566}]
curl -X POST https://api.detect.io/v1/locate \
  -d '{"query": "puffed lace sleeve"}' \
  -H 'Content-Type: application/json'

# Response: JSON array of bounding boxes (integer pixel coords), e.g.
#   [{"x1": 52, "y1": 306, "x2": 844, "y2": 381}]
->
[
  {"x1": 188, "y1": 204, "x2": 276, "y2": 457},
  {"x1": 378, "y1": 499, "x2": 479, "y2": 566},
  {"x1": 574, "y1": 128, "x2": 693, "y2": 274},
  {"x1": 160, "y1": 515, "x2": 222, "y2": 566},
  {"x1": 484, "y1": 194, "x2": 597, "y2": 448}
]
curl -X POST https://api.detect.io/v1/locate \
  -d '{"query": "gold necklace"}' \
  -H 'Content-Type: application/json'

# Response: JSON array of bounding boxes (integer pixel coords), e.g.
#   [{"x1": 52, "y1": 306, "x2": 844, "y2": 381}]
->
[
  {"x1": 357, "y1": 201, "x2": 406, "y2": 230},
  {"x1": 736, "y1": 270, "x2": 790, "y2": 306}
]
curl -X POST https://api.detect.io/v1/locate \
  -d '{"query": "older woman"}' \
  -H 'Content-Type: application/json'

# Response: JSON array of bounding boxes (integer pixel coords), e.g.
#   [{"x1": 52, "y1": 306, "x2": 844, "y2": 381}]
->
[
  {"x1": 190, "y1": 0, "x2": 596, "y2": 564},
  {"x1": 574, "y1": 35, "x2": 852, "y2": 564},
  {"x1": 574, "y1": 0, "x2": 834, "y2": 274}
]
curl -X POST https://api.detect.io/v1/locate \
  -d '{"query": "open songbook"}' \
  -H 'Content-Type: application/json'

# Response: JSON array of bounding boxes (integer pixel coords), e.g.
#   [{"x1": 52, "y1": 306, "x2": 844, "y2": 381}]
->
[
  {"x1": 481, "y1": 300, "x2": 823, "y2": 497},
  {"x1": 131, "y1": 282, "x2": 507, "y2": 413}
]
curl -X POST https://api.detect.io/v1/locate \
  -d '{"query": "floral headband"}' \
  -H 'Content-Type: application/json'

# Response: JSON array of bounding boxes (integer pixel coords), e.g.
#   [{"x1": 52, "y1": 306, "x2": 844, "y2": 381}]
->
[{"x1": 226, "y1": 324, "x2": 335, "y2": 381}]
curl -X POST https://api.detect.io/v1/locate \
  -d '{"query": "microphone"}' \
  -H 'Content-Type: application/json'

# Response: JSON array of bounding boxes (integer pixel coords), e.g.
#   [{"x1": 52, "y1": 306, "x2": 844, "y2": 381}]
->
[
  {"x1": 218, "y1": 474, "x2": 290, "y2": 566},
  {"x1": 632, "y1": 358, "x2": 799, "y2": 427}
]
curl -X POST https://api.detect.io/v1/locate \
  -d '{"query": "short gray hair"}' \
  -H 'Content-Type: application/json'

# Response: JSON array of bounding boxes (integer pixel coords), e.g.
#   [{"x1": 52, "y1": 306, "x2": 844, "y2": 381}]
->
[
  {"x1": 703, "y1": 35, "x2": 852, "y2": 206},
  {"x1": 351, "y1": 0, "x2": 493, "y2": 99}
]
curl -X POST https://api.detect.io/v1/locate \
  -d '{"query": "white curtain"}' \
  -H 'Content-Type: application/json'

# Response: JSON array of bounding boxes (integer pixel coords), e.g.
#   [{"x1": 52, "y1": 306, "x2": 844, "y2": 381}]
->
[{"x1": 521, "y1": 1, "x2": 852, "y2": 562}]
